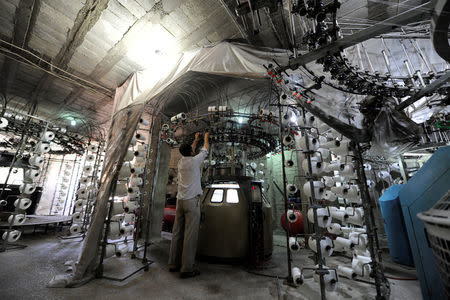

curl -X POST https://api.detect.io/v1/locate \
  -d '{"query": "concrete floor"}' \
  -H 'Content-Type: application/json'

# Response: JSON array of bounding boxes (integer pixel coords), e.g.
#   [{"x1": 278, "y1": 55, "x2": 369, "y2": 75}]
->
[{"x1": 0, "y1": 231, "x2": 421, "y2": 300}]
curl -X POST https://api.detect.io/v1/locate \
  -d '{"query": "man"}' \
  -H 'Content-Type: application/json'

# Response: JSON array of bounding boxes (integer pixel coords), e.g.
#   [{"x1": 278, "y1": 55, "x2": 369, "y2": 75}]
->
[{"x1": 168, "y1": 131, "x2": 210, "y2": 278}]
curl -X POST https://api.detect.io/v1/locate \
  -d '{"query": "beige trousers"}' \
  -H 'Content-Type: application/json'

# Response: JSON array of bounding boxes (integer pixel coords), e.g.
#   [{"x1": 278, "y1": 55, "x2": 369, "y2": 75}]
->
[{"x1": 168, "y1": 195, "x2": 200, "y2": 272}]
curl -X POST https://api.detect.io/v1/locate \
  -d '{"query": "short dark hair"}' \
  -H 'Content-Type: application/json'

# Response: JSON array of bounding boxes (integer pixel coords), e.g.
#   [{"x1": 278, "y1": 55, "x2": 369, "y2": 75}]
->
[{"x1": 179, "y1": 143, "x2": 192, "y2": 157}]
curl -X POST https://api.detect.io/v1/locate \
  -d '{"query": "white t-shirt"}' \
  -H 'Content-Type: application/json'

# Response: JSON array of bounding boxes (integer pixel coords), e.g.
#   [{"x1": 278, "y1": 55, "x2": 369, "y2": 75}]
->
[{"x1": 177, "y1": 147, "x2": 208, "y2": 200}]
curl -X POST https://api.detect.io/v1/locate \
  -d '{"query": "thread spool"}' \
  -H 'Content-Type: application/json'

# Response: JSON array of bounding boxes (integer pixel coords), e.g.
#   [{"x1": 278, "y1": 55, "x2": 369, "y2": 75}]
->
[
  {"x1": 330, "y1": 185, "x2": 347, "y2": 197},
  {"x1": 115, "y1": 184, "x2": 128, "y2": 196},
  {"x1": 322, "y1": 176, "x2": 335, "y2": 187},
  {"x1": 8, "y1": 214, "x2": 26, "y2": 225},
  {"x1": 130, "y1": 136, "x2": 137, "y2": 146},
  {"x1": 124, "y1": 149, "x2": 134, "y2": 161},
  {"x1": 87, "y1": 144, "x2": 98, "y2": 152},
  {"x1": 352, "y1": 257, "x2": 372, "y2": 277},
  {"x1": 339, "y1": 164, "x2": 355, "y2": 178},
  {"x1": 322, "y1": 190, "x2": 338, "y2": 202},
  {"x1": 282, "y1": 110, "x2": 294, "y2": 126},
  {"x1": 83, "y1": 165, "x2": 92, "y2": 174},
  {"x1": 120, "y1": 225, "x2": 134, "y2": 236},
  {"x1": 208, "y1": 106, "x2": 217, "y2": 112},
  {"x1": 301, "y1": 158, "x2": 328, "y2": 175},
  {"x1": 287, "y1": 209, "x2": 298, "y2": 223},
  {"x1": 0, "y1": 117, "x2": 8, "y2": 128},
  {"x1": 15, "y1": 114, "x2": 24, "y2": 121},
  {"x1": 285, "y1": 159, "x2": 295, "y2": 168},
  {"x1": 127, "y1": 186, "x2": 140, "y2": 197},
  {"x1": 286, "y1": 184, "x2": 297, "y2": 194},
  {"x1": 292, "y1": 267, "x2": 304, "y2": 285},
  {"x1": 35, "y1": 142, "x2": 50, "y2": 153},
  {"x1": 104, "y1": 244, "x2": 116, "y2": 258},
  {"x1": 2, "y1": 230, "x2": 21, "y2": 242},
  {"x1": 307, "y1": 207, "x2": 331, "y2": 228},
  {"x1": 0, "y1": 200, "x2": 7, "y2": 206},
  {"x1": 72, "y1": 212, "x2": 82, "y2": 222},
  {"x1": 166, "y1": 138, "x2": 177, "y2": 145},
  {"x1": 377, "y1": 171, "x2": 391, "y2": 181},
  {"x1": 79, "y1": 177, "x2": 90, "y2": 185},
  {"x1": 329, "y1": 207, "x2": 348, "y2": 222},
  {"x1": 347, "y1": 213, "x2": 364, "y2": 226},
  {"x1": 29, "y1": 155, "x2": 44, "y2": 168},
  {"x1": 283, "y1": 135, "x2": 294, "y2": 146},
  {"x1": 42, "y1": 131, "x2": 55, "y2": 142},
  {"x1": 59, "y1": 190, "x2": 67, "y2": 197},
  {"x1": 108, "y1": 221, "x2": 122, "y2": 238},
  {"x1": 139, "y1": 118, "x2": 149, "y2": 126},
  {"x1": 350, "y1": 232, "x2": 368, "y2": 249},
  {"x1": 303, "y1": 181, "x2": 325, "y2": 199},
  {"x1": 131, "y1": 166, "x2": 144, "y2": 175},
  {"x1": 130, "y1": 177, "x2": 143, "y2": 186},
  {"x1": 135, "y1": 133, "x2": 146, "y2": 142},
  {"x1": 134, "y1": 150, "x2": 146, "y2": 158},
  {"x1": 289, "y1": 237, "x2": 300, "y2": 252},
  {"x1": 119, "y1": 163, "x2": 132, "y2": 178},
  {"x1": 110, "y1": 214, "x2": 125, "y2": 222},
  {"x1": 337, "y1": 265, "x2": 357, "y2": 279},
  {"x1": 308, "y1": 236, "x2": 333, "y2": 256},
  {"x1": 86, "y1": 154, "x2": 95, "y2": 162},
  {"x1": 24, "y1": 169, "x2": 40, "y2": 182},
  {"x1": 19, "y1": 183, "x2": 36, "y2": 195},
  {"x1": 327, "y1": 223, "x2": 342, "y2": 235},
  {"x1": 70, "y1": 224, "x2": 80, "y2": 234},
  {"x1": 115, "y1": 244, "x2": 128, "y2": 257},
  {"x1": 123, "y1": 201, "x2": 138, "y2": 213},
  {"x1": 123, "y1": 213, "x2": 135, "y2": 224},
  {"x1": 14, "y1": 198, "x2": 31, "y2": 210},
  {"x1": 334, "y1": 237, "x2": 354, "y2": 251},
  {"x1": 111, "y1": 201, "x2": 125, "y2": 215},
  {"x1": 136, "y1": 144, "x2": 148, "y2": 152},
  {"x1": 299, "y1": 135, "x2": 319, "y2": 150},
  {"x1": 77, "y1": 187, "x2": 88, "y2": 198},
  {"x1": 366, "y1": 180, "x2": 375, "y2": 189},
  {"x1": 74, "y1": 200, "x2": 86, "y2": 209},
  {"x1": 314, "y1": 148, "x2": 331, "y2": 162}
]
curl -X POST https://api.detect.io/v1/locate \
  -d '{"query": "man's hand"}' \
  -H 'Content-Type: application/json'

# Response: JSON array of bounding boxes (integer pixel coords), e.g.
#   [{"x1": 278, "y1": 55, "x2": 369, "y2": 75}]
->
[{"x1": 195, "y1": 132, "x2": 200, "y2": 141}]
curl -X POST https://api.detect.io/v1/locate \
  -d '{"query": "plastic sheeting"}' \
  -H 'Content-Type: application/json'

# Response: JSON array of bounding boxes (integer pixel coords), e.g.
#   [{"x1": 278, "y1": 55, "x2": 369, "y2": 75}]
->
[
  {"x1": 113, "y1": 42, "x2": 290, "y2": 114},
  {"x1": 48, "y1": 104, "x2": 144, "y2": 287},
  {"x1": 371, "y1": 106, "x2": 423, "y2": 158},
  {"x1": 50, "y1": 42, "x2": 291, "y2": 287}
]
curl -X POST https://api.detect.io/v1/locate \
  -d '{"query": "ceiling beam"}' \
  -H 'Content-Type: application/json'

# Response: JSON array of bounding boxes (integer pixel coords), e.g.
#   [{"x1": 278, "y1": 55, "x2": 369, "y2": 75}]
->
[
  {"x1": 0, "y1": 0, "x2": 41, "y2": 99},
  {"x1": 28, "y1": 0, "x2": 110, "y2": 113},
  {"x1": 283, "y1": 1, "x2": 433, "y2": 70},
  {"x1": 60, "y1": 9, "x2": 159, "y2": 112}
]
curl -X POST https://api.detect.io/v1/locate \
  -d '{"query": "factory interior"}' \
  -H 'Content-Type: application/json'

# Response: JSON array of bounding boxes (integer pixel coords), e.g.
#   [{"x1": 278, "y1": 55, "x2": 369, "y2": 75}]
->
[{"x1": 0, "y1": 0, "x2": 449, "y2": 299}]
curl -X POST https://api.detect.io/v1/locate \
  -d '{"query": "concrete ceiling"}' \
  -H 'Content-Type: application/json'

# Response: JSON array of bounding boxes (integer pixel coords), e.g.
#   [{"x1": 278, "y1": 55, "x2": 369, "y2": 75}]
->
[
  {"x1": 0, "y1": 0, "x2": 443, "y2": 134},
  {"x1": 0, "y1": 0, "x2": 242, "y2": 130}
]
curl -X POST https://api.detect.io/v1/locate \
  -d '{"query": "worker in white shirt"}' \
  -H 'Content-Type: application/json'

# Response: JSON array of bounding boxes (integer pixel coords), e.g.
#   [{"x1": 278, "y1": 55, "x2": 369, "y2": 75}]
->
[{"x1": 168, "y1": 131, "x2": 210, "y2": 278}]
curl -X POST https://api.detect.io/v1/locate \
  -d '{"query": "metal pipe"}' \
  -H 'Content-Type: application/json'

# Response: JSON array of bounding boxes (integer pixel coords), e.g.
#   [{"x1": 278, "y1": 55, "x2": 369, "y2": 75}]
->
[
  {"x1": 381, "y1": 38, "x2": 402, "y2": 75},
  {"x1": 404, "y1": 60, "x2": 418, "y2": 89},
  {"x1": 277, "y1": 94, "x2": 293, "y2": 284},
  {"x1": 416, "y1": 70, "x2": 426, "y2": 87},
  {"x1": 361, "y1": 42, "x2": 375, "y2": 73}
]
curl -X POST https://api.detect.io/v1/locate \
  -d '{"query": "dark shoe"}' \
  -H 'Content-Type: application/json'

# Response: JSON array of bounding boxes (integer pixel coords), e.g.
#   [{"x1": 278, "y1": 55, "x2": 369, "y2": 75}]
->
[
  {"x1": 180, "y1": 270, "x2": 200, "y2": 278},
  {"x1": 169, "y1": 266, "x2": 180, "y2": 272}
]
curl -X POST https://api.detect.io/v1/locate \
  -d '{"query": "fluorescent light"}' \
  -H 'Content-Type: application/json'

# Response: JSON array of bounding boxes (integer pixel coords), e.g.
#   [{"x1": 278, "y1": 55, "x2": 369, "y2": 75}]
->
[
  {"x1": 127, "y1": 24, "x2": 178, "y2": 70},
  {"x1": 70, "y1": 120, "x2": 76, "y2": 126},
  {"x1": 210, "y1": 184, "x2": 240, "y2": 189},
  {"x1": 238, "y1": 117, "x2": 243, "y2": 124}
]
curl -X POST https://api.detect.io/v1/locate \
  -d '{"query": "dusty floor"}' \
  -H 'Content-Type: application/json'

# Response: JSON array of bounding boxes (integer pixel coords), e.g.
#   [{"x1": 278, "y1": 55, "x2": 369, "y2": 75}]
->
[{"x1": 0, "y1": 231, "x2": 421, "y2": 300}]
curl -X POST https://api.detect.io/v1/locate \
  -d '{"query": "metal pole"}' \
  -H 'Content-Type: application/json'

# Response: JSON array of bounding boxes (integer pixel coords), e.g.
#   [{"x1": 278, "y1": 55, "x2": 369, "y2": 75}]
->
[
  {"x1": 48, "y1": 155, "x2": 65, "y2": 215},
  {"x1": 301, "y1": 108, "x2": 327, "y2": 300},
  {"x1": 353, "y1": 143, "x2": 385, "y2": 299},
  {"x1": 277, "y1": 95, "x2": 293, "y2": 284}
]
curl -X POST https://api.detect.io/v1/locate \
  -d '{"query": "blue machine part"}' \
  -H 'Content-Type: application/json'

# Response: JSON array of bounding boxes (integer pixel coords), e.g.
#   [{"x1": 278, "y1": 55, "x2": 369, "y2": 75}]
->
[
  {"x1": 379, "y1": 185, "x2": 414, "y2": 266},
  {"x1": 399, "y1": 146, "x2": 450, "y2": 300}
]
